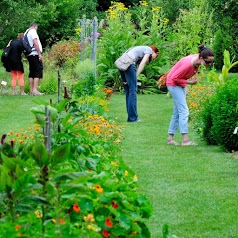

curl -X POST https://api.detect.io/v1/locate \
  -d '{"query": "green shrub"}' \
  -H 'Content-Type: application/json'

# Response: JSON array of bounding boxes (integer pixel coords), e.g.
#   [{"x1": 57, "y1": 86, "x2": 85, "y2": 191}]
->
[
  {"x1": 213, "y1": 29, "x2": 233, "y2": 70},
  {"x1": 74, "y1": 71, "x2": 96, "y2": 98},
  {"x1": 210, "y1": 79, "x2": 238, "y2": 151},
  {"x1": 202, "y1": 79, "x2": 238, "y2": 151},
  {"x1": 201, "y1": 96, "x2": 218, "y2": 145}
]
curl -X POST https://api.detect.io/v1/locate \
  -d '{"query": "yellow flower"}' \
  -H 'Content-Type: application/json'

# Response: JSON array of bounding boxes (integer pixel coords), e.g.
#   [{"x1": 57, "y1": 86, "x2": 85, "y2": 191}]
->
[
  {"x1": 111, "y1": 161, "x2": 119, "y2": 167},
  {"x1": 139, "y1": 0, "x2": 148, "y2": 6},
  {"x1": 52, "y1": 218, "x2": 57, "y2": 223},
  {"x1": 75, "y1": 28, "x2": 81, "y2": 35},
  {"x1": 133, "y1": 175, "x2": 138, "y2": 181},
  {"x1": 163, "y1": 18, "x2": 169, "y2": 23},
  {"x1": 124, "y1": 171, "x2": 129, "y2": 176},
  {"x1": 34, "y1": 210, "x2": 42, "y2": 219},
  {"x1": 84, "y1": 214, "x2": 95, "y2": 222}
]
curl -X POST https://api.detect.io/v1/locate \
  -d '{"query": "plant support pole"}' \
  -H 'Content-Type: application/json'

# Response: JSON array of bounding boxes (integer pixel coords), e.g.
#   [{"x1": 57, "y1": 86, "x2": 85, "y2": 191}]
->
[{"x1": 58, "y1": 70, "x2": 61, "y2": 103}]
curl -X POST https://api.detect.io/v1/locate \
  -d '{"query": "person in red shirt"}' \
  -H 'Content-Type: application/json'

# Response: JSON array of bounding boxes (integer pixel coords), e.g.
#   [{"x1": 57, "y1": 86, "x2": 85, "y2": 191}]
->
[{"x1": 166, "y1": 44, "x2": 214, "y2": 146}]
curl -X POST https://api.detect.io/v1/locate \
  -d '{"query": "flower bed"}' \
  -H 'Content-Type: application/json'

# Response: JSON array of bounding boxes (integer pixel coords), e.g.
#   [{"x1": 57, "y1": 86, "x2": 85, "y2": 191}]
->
[{"x1": 0, "y1": 94, "x2": 152, "y2": 237}]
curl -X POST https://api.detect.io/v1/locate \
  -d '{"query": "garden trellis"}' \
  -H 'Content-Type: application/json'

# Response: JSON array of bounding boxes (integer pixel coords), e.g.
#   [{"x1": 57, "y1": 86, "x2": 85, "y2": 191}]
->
[{"x1": 79, "y1": 17, "x2": 98, "y2": 78}]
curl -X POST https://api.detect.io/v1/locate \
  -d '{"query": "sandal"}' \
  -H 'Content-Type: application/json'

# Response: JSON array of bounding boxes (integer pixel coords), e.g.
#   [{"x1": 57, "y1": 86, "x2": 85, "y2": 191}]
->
[
  {"x1": 32, "y1": 91, "x2": 45, "y2": 96},
  {"x1": 181, "y1": 141, "x2": 198, "y2": 146},
  {"x1": 167, "y1": 140, "x2": 180, "y2": 146}
]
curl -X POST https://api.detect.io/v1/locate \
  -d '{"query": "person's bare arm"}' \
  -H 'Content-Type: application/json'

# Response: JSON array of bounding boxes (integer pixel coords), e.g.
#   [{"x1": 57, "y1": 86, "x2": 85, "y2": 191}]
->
[
  {"x1": 33, "y1": 38, "x2": 42, "y2": 61},
  {"x1": 136, "y1": 54, "x2": 150, "y2": 77}
]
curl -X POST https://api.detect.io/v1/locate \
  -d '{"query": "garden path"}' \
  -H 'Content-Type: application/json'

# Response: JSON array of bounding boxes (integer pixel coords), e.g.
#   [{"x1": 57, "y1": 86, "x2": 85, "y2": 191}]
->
[{"x1": 108, "y1": 94, "x2": 238, "y2": 238}]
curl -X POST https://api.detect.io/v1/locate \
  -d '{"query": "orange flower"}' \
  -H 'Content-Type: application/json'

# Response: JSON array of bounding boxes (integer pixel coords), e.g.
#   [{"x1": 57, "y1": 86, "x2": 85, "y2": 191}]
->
[
  {"x1": 59, "y1": 218, "x2": 66, "y2": 224},
  {"x1": 73, "y1": 204, "x2": 80, "y2": 212},
  {"x1": 102, "y1": 229, "x2": 110, "y2": 237},
  {"x1": 95, "y1": 184, "x2": 104, "y2": 193},
  {"x1": 105, "y1": 217, "x2": 113, "y2": 227},
  {"x1": 15, "y1": 225, "x2": 21, "y2": 231}
]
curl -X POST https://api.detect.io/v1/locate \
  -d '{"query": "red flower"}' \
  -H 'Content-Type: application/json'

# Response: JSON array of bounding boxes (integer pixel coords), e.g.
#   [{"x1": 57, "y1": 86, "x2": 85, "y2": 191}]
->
[
  {"x1": 105, "y1": 217, "x2": 113, "y2": 227},
  {"x1": 102, "y1": 229, "x2": 110, "y2": 238},
  {"x1": 73, "y1": 204, "x2": 80, "y2": 212},
  {"x1": 111, "y1": 201, "x2": 119, "y2": 209}
]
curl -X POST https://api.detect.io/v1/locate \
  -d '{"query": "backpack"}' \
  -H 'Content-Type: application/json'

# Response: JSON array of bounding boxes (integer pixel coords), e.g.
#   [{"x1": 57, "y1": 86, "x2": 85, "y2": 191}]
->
[
  {"x1": 1, "y1": 40, "x2": 12, "y2": 72},
  {"x1": 20, "y1": 30, "x2": 33, "y2": 56}
]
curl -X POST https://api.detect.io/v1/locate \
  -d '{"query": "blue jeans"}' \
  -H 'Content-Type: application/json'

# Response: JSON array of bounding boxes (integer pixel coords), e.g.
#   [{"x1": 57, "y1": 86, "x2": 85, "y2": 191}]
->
[
  {"x1": 119, "y1": 64, "x2": 138, "y2": 122},
  {"x1": 167, "y1": 86, "x2": 189, "y2": 134}
]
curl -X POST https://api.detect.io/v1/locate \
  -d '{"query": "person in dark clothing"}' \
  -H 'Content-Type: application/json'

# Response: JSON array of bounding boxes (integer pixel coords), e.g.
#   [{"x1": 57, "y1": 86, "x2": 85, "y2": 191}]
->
[{"x1": 7, "y1": 33, "x2": 27, "y2": 95}]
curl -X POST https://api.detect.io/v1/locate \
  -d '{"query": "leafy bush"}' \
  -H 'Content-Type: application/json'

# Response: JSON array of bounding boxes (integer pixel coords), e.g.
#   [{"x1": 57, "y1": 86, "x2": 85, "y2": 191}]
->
[
  {"x1": 213, "y1": 29, "x2": 234, "y2": 71},
  {"x1": 201, "y1": 79, "x2": 238, "y2": 151},
  {"x1": 169, "y1": 3, "x2": 213, "y2": 62},
  {"x1": 74, "y1": 71, "x2": 96, "y2": 98},
  {"x1": 201, "y1": 95, "x2": 218, "y2": 145},
  {"x1": 210, "y1": 79, "x2": 238, "y2": 151},
  {"x1": 48, "y1": 40, "x2": 80, "y2": 67}
]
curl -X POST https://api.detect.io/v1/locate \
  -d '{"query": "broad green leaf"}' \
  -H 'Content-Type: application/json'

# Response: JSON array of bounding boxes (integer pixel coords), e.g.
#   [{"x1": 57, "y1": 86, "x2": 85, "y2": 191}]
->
[
  {"x1": 20, "y1": 196, "x2": 49, "y2": 205},
  {"x1": 223, "y1": 50, "x2": 230, "y2": 68},
  {"x1": 118, "y1": 213, "x2": 131, "y2": 230},
  {"x1": 31, "y1": 142, "x2": 49, "y2": 166},
  {"x1": 85, "y1": 158, "x2": 98, "y2": 171},
  {"x1": 51, "y1": 143, "x2": 70, "y2": 165}
]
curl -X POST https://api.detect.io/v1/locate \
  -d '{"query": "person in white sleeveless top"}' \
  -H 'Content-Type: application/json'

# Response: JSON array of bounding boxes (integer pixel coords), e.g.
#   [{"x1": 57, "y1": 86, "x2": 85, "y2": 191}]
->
[{"x1": 25, "y1": 22, "x2": 44, "y2": 96}]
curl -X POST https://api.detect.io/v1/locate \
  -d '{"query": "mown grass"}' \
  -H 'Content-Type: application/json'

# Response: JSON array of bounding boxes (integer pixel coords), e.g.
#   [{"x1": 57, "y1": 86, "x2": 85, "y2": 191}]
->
[
  {"x1": 0, "y1": 94, "x2": 57, "y2": 135},
  {"x1": 108, "y1": 94, "x2": 238, "y2": 238}
]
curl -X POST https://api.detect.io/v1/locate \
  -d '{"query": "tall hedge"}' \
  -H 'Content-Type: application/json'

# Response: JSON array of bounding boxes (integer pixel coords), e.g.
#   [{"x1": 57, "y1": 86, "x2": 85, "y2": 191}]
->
[{"x1": 202, "y1": 79, "x2": 238, "y2": 152}]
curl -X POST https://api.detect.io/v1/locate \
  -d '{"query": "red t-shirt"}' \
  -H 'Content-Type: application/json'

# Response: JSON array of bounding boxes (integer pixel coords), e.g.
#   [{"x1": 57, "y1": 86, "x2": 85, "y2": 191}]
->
[{"x1": 166, "y1": 54, "x2": 198, "y2": 87}]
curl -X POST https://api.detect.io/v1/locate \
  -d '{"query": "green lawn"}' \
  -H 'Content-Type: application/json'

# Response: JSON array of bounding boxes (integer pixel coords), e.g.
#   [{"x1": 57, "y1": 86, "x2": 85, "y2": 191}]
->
[
  {"x1": 0, "y1": 94, "x2": 57, "y2": 135},
  {"x1": 0, "y1": 93, "x2": 237, "y2": 238},
  {"x1": 108, "y1": 94, "x2": 238, "y2": 238}
]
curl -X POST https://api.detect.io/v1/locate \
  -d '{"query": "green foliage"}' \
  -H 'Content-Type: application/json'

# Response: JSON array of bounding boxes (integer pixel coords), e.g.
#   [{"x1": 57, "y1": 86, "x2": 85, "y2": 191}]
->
[
  {"x1": 38, "y1": 71, "x2": 58, "y2": 94},
  {"x1": 208, "y1": 0, "x2": 238, "y2": 71},
  {"x1": 0, "y1": 0, "x2": 42, "y2": 48},
  {"x1": 74, "y1": 72, "x2": 96, "y2": 98},
  {"x1": 207, "y1": 50, "x2": 238, "y2": 85},
  {"x1": 201, "y1": 95, "x2": 218, "y2": 145},
  {"x1": 169, "y1": 3, "x2": 213, "y2": 61},
  {"x1": 201, "y1": 79, "x2": 238, "y2": 151},
  {"x1": 210, "y1": 80, "x2": 238, "y2": 152},
  {"x1": 213, "y1": 30, "x2": 234, "y2": 70},
  {"x1": 97, "y1": 2, "x2": 169, "y2": 91}
]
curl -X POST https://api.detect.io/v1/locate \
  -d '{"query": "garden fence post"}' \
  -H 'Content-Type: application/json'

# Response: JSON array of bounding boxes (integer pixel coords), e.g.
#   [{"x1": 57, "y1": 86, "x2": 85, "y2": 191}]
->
[
  {"x1": 44, "y1": 106, "x2": 51, "y2": 154},
  {"x1": 79, "y1": 19, "x2": 85, "y2": 61},
  {"x1": 79, "y1": 17, "x2": 92, "y2": 61},
  {"x1": 91, "y1": 17, "x2": 98, "y2": 78},
  {"x1": 58, "y1": 70, "x2": 61, "y2": 103}
]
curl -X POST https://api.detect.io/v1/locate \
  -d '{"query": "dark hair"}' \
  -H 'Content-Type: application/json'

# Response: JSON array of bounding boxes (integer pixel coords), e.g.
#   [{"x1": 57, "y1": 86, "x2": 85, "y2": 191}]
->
[
  {"x1": 198, "y1": 44, "x2": 214, "y2": 58},
  {"x1": 149, "y1": 45, "x2": 159, "y2": 54},
  {"x1": 30, "y1": 22, "x2": 38, "y2": 27}
]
